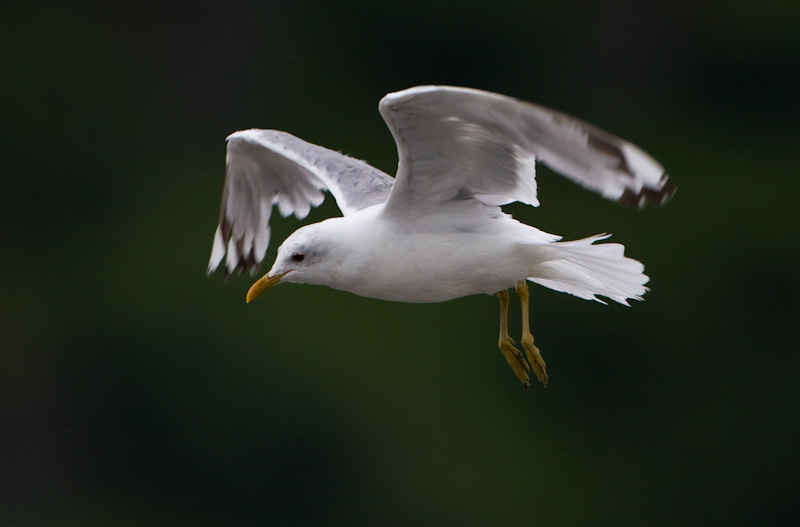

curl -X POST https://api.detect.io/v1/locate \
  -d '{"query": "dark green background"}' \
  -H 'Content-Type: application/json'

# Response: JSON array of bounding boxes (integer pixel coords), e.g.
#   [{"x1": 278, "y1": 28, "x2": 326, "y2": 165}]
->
[{"x1": 3, "y1": 1, "x2": 799, "y2": 525}]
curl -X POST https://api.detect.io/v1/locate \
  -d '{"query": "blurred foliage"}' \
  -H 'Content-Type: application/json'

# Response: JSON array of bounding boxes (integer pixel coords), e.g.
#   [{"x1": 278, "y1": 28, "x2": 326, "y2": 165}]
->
[{"x1": 2, "y1": 0, "x2": 799, "y2": 525}]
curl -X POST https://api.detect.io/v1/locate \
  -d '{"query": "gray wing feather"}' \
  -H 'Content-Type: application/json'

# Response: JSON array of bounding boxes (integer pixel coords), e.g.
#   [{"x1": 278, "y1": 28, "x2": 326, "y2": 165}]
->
[
  {"x1": 379, "y1": 86, "x2": 673, "y2": 213},
  {"x1": 207, "y1": 129, "x2": 393, "y2": 276}
]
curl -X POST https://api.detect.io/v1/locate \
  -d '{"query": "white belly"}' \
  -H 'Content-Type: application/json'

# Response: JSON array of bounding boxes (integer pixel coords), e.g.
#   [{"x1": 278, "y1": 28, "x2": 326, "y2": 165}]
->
[{"x1": 335, "y1": 229, "x2": 534, "y2": 303}]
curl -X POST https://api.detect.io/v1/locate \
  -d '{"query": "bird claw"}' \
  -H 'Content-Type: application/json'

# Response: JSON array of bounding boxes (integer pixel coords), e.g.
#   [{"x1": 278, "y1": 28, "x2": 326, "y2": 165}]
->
[
  {"x1": 498, "y1": 336, "x2": 531, "y2": 387},
  {"x1": 521, "y1": 335, "x2": 548, "y2": 387}
]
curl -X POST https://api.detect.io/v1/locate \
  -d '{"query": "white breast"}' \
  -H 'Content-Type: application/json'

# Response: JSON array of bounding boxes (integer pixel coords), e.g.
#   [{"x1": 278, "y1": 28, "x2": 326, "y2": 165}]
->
[{"x1": 323, "y1": 210, "x2": 540, "y2": 303}]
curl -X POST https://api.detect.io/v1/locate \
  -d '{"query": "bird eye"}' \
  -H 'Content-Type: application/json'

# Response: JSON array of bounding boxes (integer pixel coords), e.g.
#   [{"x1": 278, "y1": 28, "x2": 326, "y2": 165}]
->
[{"x1": 291, "y1": 253, "x2": 305, "y2": 262}]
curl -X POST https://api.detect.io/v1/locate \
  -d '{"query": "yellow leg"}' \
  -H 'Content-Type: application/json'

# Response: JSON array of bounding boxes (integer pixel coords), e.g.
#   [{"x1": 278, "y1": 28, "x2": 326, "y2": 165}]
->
[
  {"x1": 516, "y1": 280, "x2": 548, "y2": 386},
  {"x1": 497, "y1": 289, "x2": 531, "y2": 387}
]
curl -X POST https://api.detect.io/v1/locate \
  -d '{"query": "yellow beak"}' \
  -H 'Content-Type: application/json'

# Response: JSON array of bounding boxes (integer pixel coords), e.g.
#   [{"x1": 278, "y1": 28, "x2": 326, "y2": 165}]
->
[{"x1": 246, "y1": 271, "x2": 289, "y2": 303}]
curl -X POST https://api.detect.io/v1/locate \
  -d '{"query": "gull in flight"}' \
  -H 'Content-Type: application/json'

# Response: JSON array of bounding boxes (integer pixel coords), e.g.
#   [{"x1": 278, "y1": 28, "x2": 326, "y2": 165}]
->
[{"x1": 207, "y1": 86, "x2": 673, "y2": 387}]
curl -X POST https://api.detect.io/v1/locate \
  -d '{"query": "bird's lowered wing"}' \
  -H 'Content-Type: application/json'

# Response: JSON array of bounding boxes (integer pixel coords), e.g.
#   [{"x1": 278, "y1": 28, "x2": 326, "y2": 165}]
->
[
  {"x1": 379, "y1": 85, "x2": 674, "y2": 214},
  {"x1": 207, "y1": 129, "x2": 394, "y2": 276}
]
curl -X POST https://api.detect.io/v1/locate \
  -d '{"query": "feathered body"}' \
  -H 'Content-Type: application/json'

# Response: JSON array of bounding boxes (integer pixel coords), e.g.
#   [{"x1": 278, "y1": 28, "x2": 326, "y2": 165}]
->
[{"x1": 270, "y1": 201, "x2": 646, "y2": 305}]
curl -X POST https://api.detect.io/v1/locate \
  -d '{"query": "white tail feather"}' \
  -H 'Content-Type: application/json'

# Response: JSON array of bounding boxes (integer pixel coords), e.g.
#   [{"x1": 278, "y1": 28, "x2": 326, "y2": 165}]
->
[{"x1": 526, "y1": 235, "x2": 649, "y2": 305}]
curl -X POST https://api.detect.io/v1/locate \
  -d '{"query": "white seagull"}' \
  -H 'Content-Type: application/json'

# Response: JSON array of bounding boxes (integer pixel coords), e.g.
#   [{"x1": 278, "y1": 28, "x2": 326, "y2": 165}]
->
[{"x1": 207, "y1": 86, "x2": 673, "y2": 387}]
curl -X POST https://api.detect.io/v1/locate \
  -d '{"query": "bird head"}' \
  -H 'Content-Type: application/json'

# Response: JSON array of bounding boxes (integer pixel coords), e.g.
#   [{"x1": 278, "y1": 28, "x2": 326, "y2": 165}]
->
[{"x1": 245, "y1": 222, "x2": 333, "y2": 303}]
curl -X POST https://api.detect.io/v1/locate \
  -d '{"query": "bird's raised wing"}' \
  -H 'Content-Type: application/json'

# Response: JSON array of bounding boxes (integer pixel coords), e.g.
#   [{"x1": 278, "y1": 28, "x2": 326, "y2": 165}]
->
[
  {"x1": 207, "y1": 129, "x2": 394, "y2": 276},
  {"x1": 379, "y1": 86, "x2": 673, "y2": 214}
]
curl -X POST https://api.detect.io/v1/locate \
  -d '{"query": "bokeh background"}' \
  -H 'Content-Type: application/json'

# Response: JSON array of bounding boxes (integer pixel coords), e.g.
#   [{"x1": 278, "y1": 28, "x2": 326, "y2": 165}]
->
[{"x1": 3, "y1": 1, "x2": 799, "y2": 525}]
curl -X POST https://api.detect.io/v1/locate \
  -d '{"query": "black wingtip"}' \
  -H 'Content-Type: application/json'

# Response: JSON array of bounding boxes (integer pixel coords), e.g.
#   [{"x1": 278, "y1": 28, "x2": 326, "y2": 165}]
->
[{"x1": 618, "y1": 173, "x2": 676, "y2": 209}]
